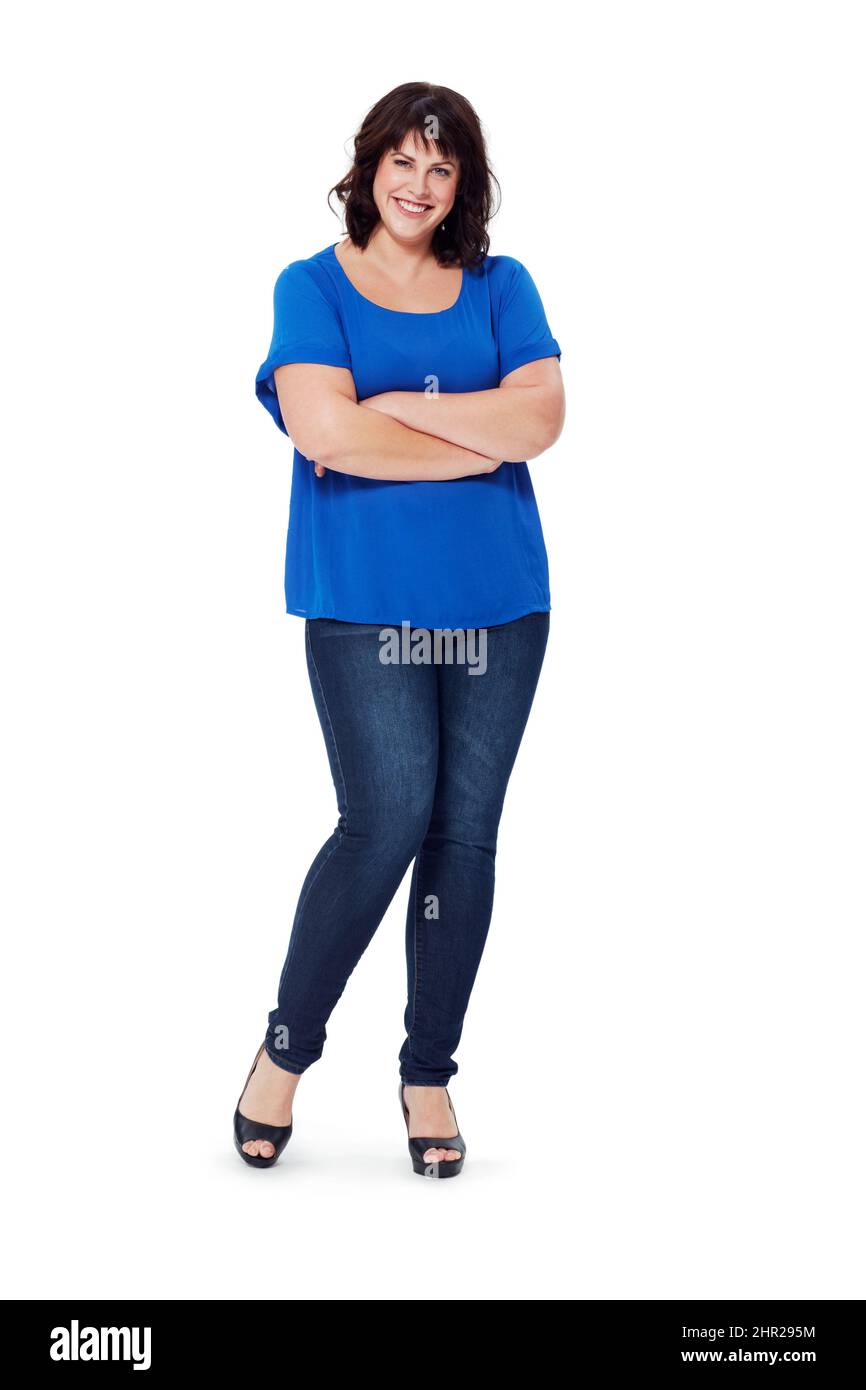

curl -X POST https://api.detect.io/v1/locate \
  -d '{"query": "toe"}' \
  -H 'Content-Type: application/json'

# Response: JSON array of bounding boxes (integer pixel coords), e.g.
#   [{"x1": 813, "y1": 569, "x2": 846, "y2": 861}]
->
[
  {"x1": 422, "y1": 1145, "x2": 461, "y2": 1163},
  {"x1": 242, "y1": 1139, "x2": 276, "y2": 1159}
]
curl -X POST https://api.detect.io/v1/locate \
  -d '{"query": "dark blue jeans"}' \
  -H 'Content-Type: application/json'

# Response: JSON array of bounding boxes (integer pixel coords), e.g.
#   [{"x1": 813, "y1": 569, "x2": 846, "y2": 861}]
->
[{"x1": 264, "y1": 611, "x2": 549, "y2": 1086}]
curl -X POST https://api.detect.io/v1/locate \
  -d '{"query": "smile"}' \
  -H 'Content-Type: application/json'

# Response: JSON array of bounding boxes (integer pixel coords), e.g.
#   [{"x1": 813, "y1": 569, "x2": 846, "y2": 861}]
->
[{"x1": 393, "y1": 197, "x2": 432, "y2": 217}]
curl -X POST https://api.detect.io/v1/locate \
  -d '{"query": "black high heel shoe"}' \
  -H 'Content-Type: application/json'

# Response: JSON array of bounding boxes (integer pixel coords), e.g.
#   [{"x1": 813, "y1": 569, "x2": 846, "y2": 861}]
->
[
  {"x1": 233, "y1": 1043, "x2": 293, "y2": 1169},
  {"x1": 399, "y1": 1082, "x2": 466, "y2": 1179}
]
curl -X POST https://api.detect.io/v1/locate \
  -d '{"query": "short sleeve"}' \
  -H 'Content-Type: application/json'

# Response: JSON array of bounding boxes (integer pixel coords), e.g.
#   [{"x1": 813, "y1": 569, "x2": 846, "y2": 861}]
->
[
  {"x1": 255, "y1": 261, "x2": 351, "y2": 434},
  {"x1": 496, "y1": 259, "x2": 561, "y2": 382}
]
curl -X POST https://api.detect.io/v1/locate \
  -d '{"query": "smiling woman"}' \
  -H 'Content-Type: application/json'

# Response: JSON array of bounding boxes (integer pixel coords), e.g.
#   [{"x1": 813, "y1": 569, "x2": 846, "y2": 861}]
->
[
  {"x1": 239, "y1": 81, "x2": 565, "y2": 1180},
  {"x1": 328, "y1": 82, "x2": 497, "y2": 267},
  {"x1": 374, "y1": 142, "x2": 459, "y2": 232}
]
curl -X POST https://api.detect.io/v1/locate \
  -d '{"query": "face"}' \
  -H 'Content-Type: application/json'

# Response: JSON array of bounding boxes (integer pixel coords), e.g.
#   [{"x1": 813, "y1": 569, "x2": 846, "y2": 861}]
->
[{"x1": 371, "y1": 131, "x2": 459, "y2": 245}]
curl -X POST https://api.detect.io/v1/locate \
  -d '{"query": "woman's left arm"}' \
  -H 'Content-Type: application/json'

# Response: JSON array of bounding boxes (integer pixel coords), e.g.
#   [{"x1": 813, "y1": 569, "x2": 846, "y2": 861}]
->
[{"x1": 360, "y1": 357, "x2": 565, "y2": 463}]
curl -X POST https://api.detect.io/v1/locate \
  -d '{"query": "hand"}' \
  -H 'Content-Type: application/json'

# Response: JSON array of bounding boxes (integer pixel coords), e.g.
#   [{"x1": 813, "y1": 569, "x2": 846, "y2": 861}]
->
[{"x1": 313, "y1": 461, "x2": 325, "y2": 477}]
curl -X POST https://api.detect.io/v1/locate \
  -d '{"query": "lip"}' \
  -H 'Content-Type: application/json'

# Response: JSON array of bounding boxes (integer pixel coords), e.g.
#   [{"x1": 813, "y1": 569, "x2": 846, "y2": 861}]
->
[{"x1": 392, "y1": 196, "x2": 434, "y2": 219}]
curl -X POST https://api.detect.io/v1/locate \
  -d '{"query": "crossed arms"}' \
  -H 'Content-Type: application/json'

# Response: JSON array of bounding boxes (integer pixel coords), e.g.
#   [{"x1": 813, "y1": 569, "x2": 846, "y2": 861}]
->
[{"x1": 272, "y1": 358, "x2": 565, "y2": 482}]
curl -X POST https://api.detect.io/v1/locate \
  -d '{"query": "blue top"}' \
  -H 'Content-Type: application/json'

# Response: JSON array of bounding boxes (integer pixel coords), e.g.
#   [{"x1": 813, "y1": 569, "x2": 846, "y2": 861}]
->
[{"x1": 255, "y1": 242, "x2": 561, "y2": 628}]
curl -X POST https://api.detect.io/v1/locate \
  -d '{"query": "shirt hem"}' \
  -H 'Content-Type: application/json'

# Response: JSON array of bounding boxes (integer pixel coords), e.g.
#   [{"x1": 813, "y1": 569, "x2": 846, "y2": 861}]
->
[
  {"x1": 284, "y1": 599, "x2": 551, "y2": 628},
  {"x1": 499, "y1": 339, "x2": 561, "y2": 381}
]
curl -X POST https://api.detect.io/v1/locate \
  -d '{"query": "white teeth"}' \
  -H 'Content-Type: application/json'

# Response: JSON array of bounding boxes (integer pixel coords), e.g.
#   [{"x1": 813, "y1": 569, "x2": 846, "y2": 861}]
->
[{"x1": 396, "y1": 198, "x2": 429, "y2": 213}]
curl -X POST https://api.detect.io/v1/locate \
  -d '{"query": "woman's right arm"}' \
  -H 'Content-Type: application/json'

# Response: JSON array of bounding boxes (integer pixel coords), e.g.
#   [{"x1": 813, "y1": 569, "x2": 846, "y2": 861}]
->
[{"x1": 274, "y1": 363, "x2": 499, "y2": 482}]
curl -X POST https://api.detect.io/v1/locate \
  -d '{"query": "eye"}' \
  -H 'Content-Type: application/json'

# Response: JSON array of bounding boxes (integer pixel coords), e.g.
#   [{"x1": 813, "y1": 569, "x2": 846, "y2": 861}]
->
[
  {"x1": 432, "y1": 167, "x2": 451, "y2": 178},
  {"x1": 393, "y1": 157, "x2": 411, "y2": 167}
]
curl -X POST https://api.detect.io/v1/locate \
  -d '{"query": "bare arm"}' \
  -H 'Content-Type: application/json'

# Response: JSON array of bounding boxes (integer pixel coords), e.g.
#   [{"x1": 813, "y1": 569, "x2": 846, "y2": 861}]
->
[
  {"x1": 273, "y1": 363, "x2": 500, "y2": 482},
  {"x1": 360, "y1": 357, "x2": 565, "y2": 462}
]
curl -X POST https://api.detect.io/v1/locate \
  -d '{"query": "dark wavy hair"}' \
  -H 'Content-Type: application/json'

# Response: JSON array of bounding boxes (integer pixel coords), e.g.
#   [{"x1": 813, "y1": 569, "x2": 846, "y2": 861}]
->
[{"x1": 328, "y1": 83, "x2": 500, "y2": 269}]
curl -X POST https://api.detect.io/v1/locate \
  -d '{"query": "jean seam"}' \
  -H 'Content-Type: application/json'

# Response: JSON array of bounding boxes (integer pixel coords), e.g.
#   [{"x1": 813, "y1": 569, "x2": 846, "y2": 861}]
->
[
  {"x1": 273, "y1": 623, "x2": 347, "y2": 1010},
  {"x1": 407, "y1": 846, "x2": 423, "y2": 1061},
  {"x1": 275, "y1": 828, "x2": 343, "y2": 1004},
  {"x1": 306, "y1": 621, "x2": 348, "y2": 813}
]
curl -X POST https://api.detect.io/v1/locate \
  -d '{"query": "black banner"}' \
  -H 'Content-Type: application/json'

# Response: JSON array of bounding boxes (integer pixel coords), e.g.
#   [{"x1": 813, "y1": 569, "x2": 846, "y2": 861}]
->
[{"x1": 3, "y1": 1299, "x2": 862, "y2": 1373}]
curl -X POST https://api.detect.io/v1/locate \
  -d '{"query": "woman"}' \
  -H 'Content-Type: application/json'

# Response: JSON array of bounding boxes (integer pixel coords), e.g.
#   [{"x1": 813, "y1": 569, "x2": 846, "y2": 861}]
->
[{"x1": 235, "y1": 82, "x2": 564, "y2": 1177}]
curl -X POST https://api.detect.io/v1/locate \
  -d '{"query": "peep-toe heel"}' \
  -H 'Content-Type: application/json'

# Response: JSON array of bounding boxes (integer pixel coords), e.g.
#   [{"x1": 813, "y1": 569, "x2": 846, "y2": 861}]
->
[
  {"x1": 233, "y1": 1043, "x2": 293, "y2": 1169},
  {"x1": 398, "y1": 1082, "x2": 466, "y2": 1179}
]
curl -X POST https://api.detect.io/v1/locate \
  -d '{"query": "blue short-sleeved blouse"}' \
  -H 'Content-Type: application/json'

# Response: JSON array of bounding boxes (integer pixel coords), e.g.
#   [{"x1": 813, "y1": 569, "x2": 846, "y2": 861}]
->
[{"x1": 255, "y1": 242, "x2": 560, "y2": 629}]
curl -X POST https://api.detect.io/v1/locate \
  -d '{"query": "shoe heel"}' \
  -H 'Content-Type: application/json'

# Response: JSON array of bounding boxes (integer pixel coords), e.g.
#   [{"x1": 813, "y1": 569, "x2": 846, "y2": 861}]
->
[
  {"x1": 398, "y1": 1082, "x2": 466, "y2": 1179},
  {"x1": 233, "y1": 1044, "x2": 293, "y2": 1169}
]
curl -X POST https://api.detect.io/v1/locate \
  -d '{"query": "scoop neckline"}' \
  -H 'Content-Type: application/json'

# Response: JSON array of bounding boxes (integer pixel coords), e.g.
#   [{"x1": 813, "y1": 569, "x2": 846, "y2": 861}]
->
[{"x1": 329, "y1": 241, "x2": 465, "y2": 316}]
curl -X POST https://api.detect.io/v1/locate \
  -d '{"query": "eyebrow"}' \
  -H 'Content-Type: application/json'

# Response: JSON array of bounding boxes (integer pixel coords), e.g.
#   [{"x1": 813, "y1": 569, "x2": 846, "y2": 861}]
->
[{"x1": 390, "y1": 150, "x2": 456, "y2": 166}]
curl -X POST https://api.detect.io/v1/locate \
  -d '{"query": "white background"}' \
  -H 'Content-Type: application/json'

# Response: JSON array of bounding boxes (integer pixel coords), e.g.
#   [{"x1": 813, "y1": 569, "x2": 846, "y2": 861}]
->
[{"x1": 2, "y1": 1, "x2": 864, "y2": 1300}]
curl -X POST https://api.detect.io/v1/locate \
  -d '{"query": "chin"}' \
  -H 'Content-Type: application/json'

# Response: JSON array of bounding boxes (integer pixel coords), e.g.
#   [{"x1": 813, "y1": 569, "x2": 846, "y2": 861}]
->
[
  {"x1": 387, "y1": 217, "x2": 429, "y2": 240},
  {"x1": 378, "y1": 201, "x2": 439, "y2": 237}
]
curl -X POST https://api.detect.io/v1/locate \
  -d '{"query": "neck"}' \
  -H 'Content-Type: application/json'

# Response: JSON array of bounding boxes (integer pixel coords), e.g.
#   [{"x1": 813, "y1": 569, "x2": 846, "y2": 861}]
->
[{"x1": 365, "y1": 223, "x2": 436, "y2": 275}]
